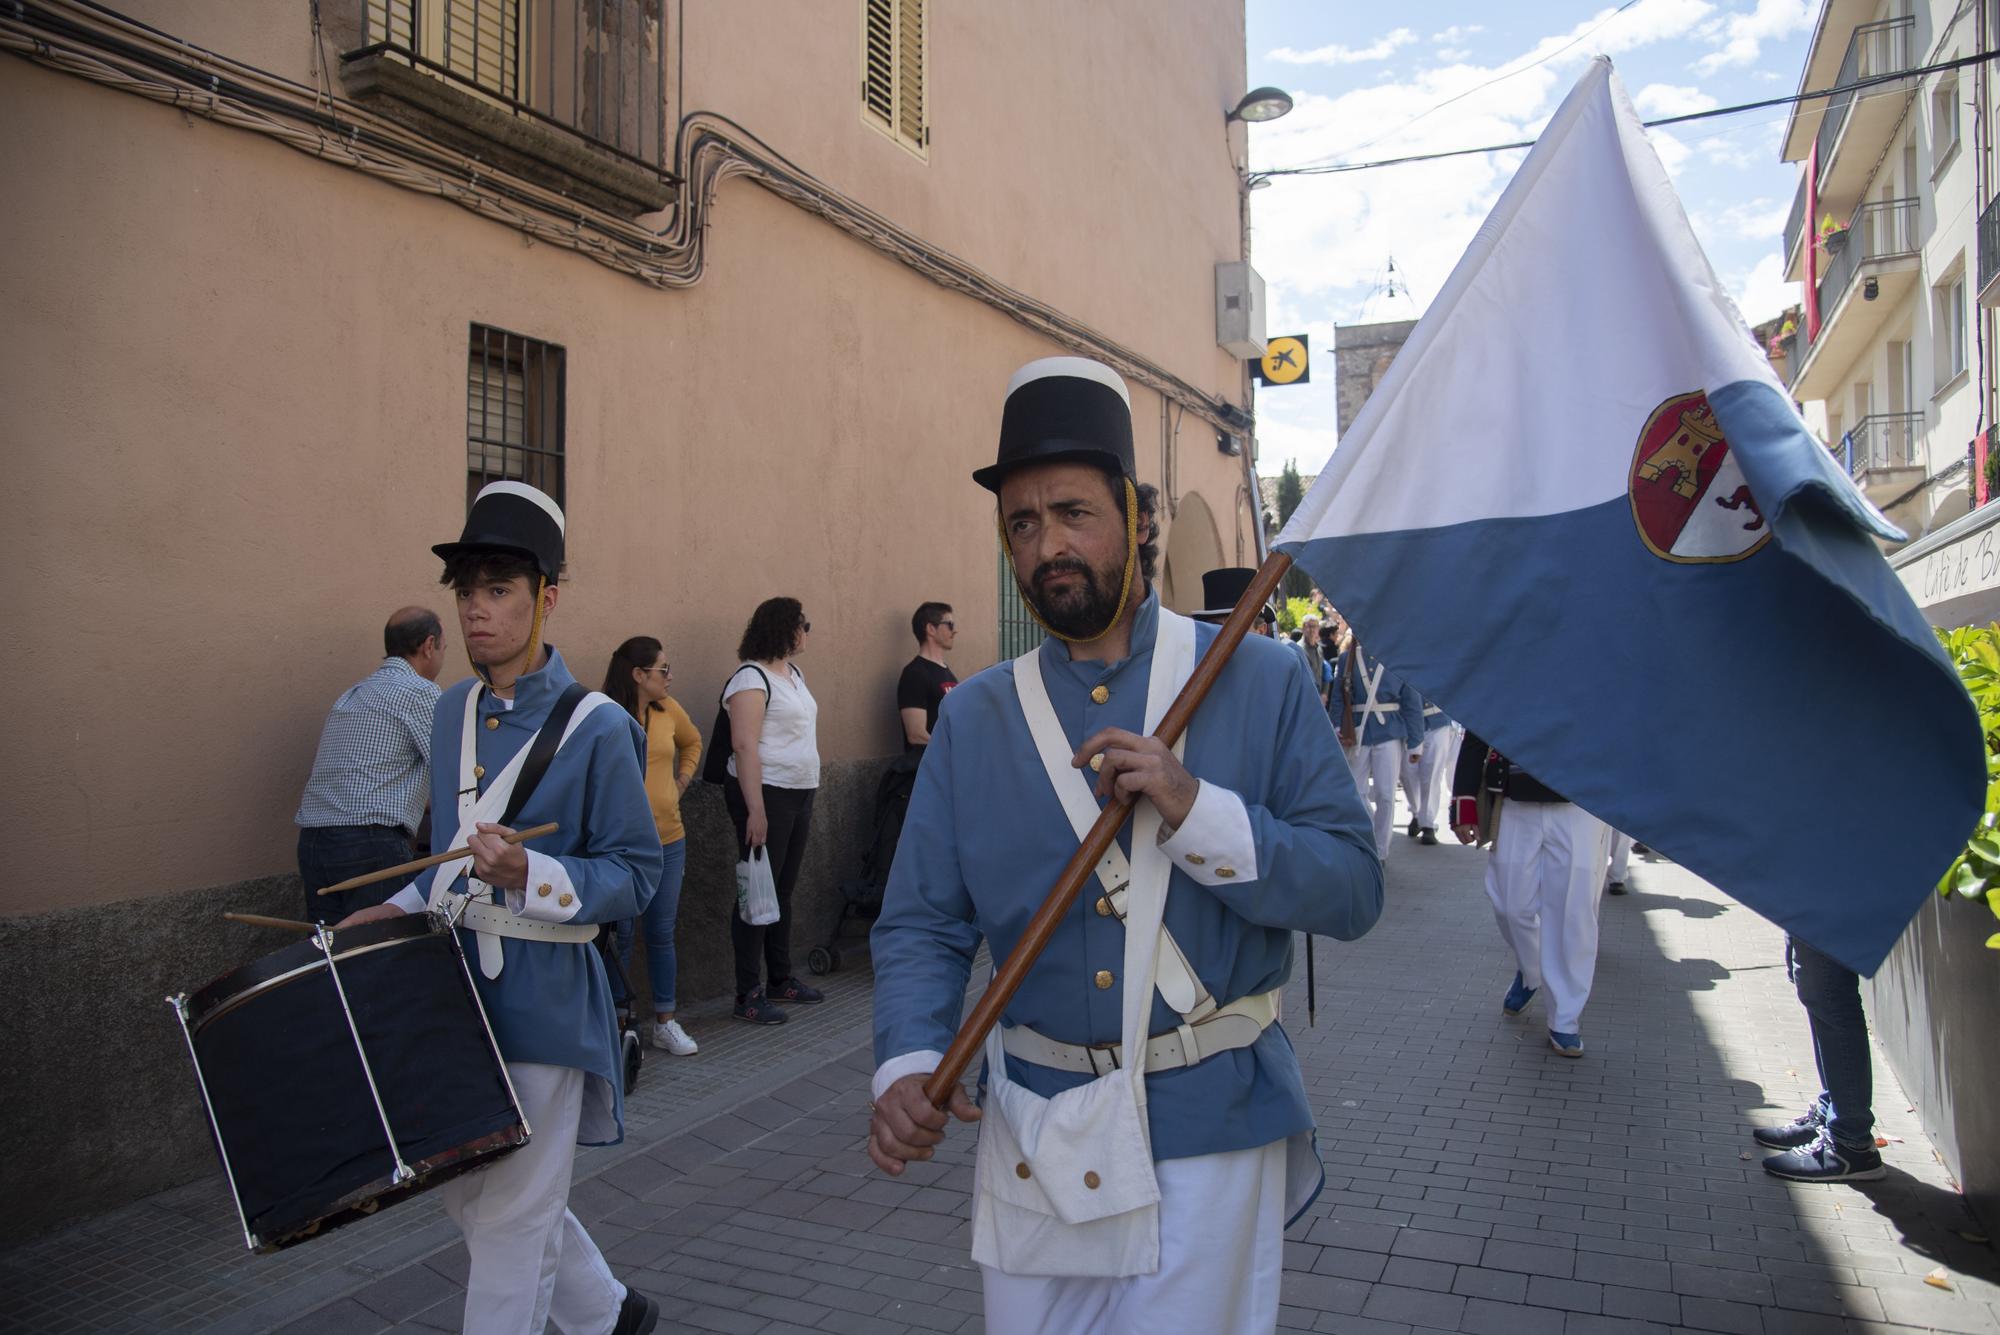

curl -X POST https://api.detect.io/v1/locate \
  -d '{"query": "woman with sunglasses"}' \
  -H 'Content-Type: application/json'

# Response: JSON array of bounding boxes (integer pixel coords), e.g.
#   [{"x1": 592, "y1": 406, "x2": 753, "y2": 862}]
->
[
  {"x1": 722, "y1": 598, "x2": 822, "y2": 1025},
  {"x1": 601, "y1": 636, "x2": 702, "y2": 1055}
]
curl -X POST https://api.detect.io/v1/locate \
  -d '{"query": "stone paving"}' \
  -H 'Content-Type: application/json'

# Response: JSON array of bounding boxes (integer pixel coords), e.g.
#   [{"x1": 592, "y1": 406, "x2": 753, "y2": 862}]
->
[{"x1": 6, "y1": 821, "x2": 2000, "y2": 1334}]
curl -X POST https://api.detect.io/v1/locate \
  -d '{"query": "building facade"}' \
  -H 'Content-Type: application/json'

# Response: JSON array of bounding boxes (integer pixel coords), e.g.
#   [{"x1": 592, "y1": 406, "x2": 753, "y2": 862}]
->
[
  {"x1": 1776, "y1": 0, "x2": 1997, "y2": 540},
  {"x1": 0, "y1": 0, "x2": 1269, "y2": 1238}
]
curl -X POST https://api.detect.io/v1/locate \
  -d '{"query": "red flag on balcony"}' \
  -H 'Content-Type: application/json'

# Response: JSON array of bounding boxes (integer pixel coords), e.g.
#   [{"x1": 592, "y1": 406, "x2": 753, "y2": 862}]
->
[
  {"x1": 1804, "y1": 140, "x2": 1822, "y2": 341},
  {"x1": 1978, "y1": 431, "x2": 1990, "y2": 506}
]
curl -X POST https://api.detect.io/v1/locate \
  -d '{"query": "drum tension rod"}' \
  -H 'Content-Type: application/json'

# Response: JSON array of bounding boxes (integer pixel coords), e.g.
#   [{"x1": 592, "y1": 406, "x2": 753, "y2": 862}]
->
[
  {"x1": 167, "y1": 992, "x2": 260, "y2": 1252},
  {"x1": 314, "y1": 926, "x2": 417, "y2": 1186}
]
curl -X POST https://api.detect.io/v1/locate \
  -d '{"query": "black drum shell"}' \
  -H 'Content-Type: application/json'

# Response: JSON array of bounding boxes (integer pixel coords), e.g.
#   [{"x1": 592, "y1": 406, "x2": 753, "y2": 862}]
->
[{"x1": 184, "y1": 914, "x2": 525, "y2": 1251}]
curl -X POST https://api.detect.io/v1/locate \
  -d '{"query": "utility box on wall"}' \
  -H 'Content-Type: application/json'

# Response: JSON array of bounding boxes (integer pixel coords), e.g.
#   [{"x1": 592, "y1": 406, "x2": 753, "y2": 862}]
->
[{"x1": 1216, "y1": 261, "x2": 1268, "y2": 358}]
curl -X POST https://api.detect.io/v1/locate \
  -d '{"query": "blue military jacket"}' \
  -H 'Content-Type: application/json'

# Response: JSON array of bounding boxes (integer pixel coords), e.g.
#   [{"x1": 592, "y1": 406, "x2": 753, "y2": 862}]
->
[
  {"x1": 1333, "y1": 643, "x2": 1425, "y2": 750},
  {"x1": 406, "y1": 647, "x2": 661, "y2": 1145},
  {"x1": 871, "y1": 595, "x2": 1384, "y2": 1161}
]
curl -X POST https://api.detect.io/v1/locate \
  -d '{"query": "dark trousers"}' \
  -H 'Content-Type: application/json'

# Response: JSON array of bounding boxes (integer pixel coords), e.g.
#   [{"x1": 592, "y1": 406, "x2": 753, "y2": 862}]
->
[
  {"x1": 298, "y1": 824, "x2": 415, "y2": 922},
  {"x1": 1788, "y1": 935, "x2": 1876, "y2": 1149},
  {"x1": 724, "y1": 783, "x2": 816, "y2": 999}
]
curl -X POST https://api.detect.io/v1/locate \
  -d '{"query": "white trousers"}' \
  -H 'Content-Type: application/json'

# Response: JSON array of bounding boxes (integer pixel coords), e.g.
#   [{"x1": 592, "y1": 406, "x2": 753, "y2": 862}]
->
[
  {"x1": 1344, "y1": 740, "x2": 1404, "y2": 858},
  {"x1": 439, "y1": 1062, "x2": 624, "y2": 1335},
  {"x1": 982, "y1": 1139, "x2": 1286, "y2": 1335},
  {"x1": 1398, "y1": 734, "x2": 1447, "y2": 829},
  {"x1": 1485, "y1": 801, "x2": 1610, "y2": 1034},
  {"x1": 1607, "y1": 830, "x2": 1634, "y2": 884}
]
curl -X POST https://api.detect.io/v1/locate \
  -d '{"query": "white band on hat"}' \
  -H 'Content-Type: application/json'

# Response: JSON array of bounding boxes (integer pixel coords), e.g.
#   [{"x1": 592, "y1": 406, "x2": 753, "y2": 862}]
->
[
  {"x1": 473, "y1": 480, "x2": 566, "y2": 534},
  {"x1": 1005, "y1": 356, "x2": 1131, "y2": 407}
]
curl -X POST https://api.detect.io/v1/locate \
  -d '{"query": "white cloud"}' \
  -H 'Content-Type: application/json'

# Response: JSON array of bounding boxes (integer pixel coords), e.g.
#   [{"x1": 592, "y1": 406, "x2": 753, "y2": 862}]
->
[
  {"x1": 1714, "y1": 197, "x2": 1789, "y2": 241},
  {"x1": 1632, "y1": 83, "x2": 1719, "y2": 117},
  {"x1": 1437, "y1": 47, "x2": 1472, "y2": 63},
  {"x1": 1651, "y1": 127, "x2": 1693, "y2": 179},
  {"x1": 1730, "y1": 251, "x2": 1799, "y2": 326},
  {"x1": 1695, "y1": 0, "x2": 1814, "y2": 75},
  {"x1": 1697, "y1": 132, "x2": 1765, "y2": 169},
  {"x1": 1270, "y1": 28, "x2": 1418, "y2": 67},
  {"x1": 1431, "y1": 24, "x2": 1485, "y2": 43}
]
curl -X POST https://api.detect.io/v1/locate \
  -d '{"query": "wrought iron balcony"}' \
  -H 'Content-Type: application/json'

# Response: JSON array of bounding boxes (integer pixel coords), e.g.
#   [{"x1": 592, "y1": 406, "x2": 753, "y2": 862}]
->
[
  {"x1": 1844, "y1": 411, "x2": 1924, "y2": 477},
  {"x1": 1813, "y1": 16, "x2": 1916, "y2": 177},
  {"x1": 1791, "y1": 197, "x2": 1919, "y2": 377},
  {"x1": 1784, "y1": 172, "x2": 1808, "y2": 277},
  {"x1": 342, "y1": 0, "x2": 671, "y2": 211},
  {"x1": 1980, "y1": 194, "x2": 2000, "y2": 306}
]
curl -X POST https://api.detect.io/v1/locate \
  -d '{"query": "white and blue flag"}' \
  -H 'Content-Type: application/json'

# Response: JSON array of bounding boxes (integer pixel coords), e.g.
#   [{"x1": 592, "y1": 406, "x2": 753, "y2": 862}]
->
[{"x1": 1274, "y1": 59, "x2": 1982, "y2": 975}]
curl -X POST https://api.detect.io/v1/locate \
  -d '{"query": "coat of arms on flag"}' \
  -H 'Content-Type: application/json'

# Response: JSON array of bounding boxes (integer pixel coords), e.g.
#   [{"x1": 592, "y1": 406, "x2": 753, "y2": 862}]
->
[{"x1": 1630, "y1": 390, "x2": 1771, "y2": 564}]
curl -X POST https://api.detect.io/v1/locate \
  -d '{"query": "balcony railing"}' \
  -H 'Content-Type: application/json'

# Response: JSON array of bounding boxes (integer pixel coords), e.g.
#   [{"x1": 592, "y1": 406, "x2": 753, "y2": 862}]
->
[
  {"x1": 346, "y1": 0, "x2": 667, "y2": 172},
  {"x1": 1784, "y1": 172, "x2": 1808, "y2": 274},
  {"x1": 1980, "y1": 194, "x2": 2000, "y2": 300},
  {"x1": 1793, "y1": 197, "x2": 1919, "y2": 371},
  {"x1": 1813, "y1": 15, "x2": 1916, "y2": 174},
  {"x1": 1845, "y1": 411, "x2": 1924, "y2": 476}
]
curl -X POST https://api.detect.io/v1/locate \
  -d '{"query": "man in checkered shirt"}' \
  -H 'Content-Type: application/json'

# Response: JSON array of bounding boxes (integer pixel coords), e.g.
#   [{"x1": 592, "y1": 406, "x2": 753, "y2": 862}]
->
[{"x1": 295, "y1": 607, "x2": 447, "y2": 918}]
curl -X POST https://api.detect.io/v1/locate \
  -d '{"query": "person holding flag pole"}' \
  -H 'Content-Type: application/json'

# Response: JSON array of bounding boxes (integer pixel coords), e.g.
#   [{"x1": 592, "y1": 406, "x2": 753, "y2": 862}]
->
[{"x1": 1270, "y1": 57, "x2": 1981, "y2": 995}]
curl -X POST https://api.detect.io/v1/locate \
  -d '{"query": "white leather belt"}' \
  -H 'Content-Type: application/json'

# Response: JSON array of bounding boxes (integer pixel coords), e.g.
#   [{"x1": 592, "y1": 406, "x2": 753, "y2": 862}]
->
[
  {"x1": 449, "y1": 896, "x2": 598, "y2": 946},
  {"x1": 1001, "y1": 989, "x2": 1279, "y2": 1078}
]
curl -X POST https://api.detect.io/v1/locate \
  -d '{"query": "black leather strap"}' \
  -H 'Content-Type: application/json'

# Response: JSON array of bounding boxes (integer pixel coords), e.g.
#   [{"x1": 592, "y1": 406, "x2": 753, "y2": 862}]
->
[{"x1": 500, "y1": 682, "x2": 590, "y2": 828}]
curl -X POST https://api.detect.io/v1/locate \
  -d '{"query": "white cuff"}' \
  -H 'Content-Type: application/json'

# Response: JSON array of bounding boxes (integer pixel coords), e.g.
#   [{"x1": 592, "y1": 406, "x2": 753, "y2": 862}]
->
[
  {"x1": 1156, "y1": 780, "x2": 1258, "y2": 885},
  {"x1": 506, "y1": 850, "x2": 582, "y2": 922},
  {"x1": 387, "y1": 882, "x2": 426, "y2": 915},
  {"x1": 873, "y1": 1049, "x2": 947, "y2": 1103}
]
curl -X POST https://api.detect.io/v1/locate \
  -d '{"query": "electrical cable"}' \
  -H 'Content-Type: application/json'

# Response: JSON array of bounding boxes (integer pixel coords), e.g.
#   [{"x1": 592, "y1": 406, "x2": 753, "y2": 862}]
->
[{"x1": 1252, "y1": 47, "x2": 2000, "y2": 180}]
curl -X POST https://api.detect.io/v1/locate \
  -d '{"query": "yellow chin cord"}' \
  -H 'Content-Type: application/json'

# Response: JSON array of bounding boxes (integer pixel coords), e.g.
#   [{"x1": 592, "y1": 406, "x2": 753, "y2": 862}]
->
[
  {"x1": 469, "y1": 574, "x2": 548, "y2": 686},
  {"x1": 997, "y1": 476, "x2": 1140, "y2": 646}
]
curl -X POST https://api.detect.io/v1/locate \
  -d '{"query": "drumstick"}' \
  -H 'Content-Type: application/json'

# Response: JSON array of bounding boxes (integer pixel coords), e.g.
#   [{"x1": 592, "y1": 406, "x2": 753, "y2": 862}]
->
[
  {"x1": 223, "y1": 912, "x2": 317, "y2": 932},
  {"x1": 315, "y1": 822, "x2": 561, "y2": 896}
]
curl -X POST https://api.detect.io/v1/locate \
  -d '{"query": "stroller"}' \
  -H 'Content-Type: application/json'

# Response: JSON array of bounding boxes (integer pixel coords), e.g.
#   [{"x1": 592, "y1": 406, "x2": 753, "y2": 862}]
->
[
  {"x1": 809, "y1": 749, "x2": 922, "y2": 975},
  {"x1": 596, "y1": 929, "x2": 644, "y2": 1095}
]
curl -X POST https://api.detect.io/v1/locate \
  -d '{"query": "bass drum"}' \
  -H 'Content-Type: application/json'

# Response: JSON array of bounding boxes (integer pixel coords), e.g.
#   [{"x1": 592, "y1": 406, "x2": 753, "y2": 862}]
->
[{"x1": 176, "y1": 913, "x2": 527, "y2": 1252}]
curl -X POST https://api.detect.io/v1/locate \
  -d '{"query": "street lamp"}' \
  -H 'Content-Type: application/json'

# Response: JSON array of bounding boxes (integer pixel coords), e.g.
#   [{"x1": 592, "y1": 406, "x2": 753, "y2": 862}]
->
[{"x1": 1228, "y1": 87, "x2": 1295, "y2": 124}]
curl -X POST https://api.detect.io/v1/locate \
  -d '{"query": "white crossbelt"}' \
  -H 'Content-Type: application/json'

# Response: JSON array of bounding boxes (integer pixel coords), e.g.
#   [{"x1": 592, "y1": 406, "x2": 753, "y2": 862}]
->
[
  {"x1": 1355, "y1": 659, "x2": 1397, "y2": 728},
  {"x1": 1001, "y1": 987, "x2": 1280, "y2": 1077}
]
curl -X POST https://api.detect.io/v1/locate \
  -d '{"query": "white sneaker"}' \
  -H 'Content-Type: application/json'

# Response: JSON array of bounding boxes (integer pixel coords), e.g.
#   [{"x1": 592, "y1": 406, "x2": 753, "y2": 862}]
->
[{"x1": 648, "y1": 1020, "x2": 698, "y2": 1055}]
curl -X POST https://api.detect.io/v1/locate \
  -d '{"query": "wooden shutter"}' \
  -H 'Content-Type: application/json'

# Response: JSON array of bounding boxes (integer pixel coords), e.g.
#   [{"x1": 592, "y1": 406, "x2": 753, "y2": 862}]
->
[
  {"x1": 895, "y1": 0, "x2": 926, "y2": 149},
  {"x1": 863, "y1": 0, "x2": 895, "y2": 129}
]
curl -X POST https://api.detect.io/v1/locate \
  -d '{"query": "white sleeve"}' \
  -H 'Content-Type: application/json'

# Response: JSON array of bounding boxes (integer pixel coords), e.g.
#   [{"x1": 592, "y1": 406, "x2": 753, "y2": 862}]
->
[
  {"x1": 503, "y1": 850, "x2": 582, "y2": 922},
  {"x1": 721, "y1": 665, "x2": 768, "y2": 701},
  {"x1": 873, "y1": 1049, "x2": 948, "y2": 1103},
  {"x1": 387, "y1": 882, "x2": 426, "y2": 914},
  {"x1": 1156, "y1": 780, "x2": 1260, "y2": 886}
]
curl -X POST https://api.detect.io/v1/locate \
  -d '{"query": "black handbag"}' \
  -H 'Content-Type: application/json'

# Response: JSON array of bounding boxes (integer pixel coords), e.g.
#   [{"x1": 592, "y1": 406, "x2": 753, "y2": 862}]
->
[{"x1": 701, "y1": 665, "x2": 770, "y2": 784}]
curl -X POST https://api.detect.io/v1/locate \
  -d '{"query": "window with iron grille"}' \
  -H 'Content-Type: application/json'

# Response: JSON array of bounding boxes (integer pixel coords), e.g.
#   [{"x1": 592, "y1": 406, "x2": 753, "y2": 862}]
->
[
  {"x1": 861, "y1": 0, "x2": 928, "y2": 160},
  {"x1": 997, "y1": 543, "x2": 1039, "y2": 660},
  {"x1": 466, "y1": 325, "x2": 566, "y2": 513}
]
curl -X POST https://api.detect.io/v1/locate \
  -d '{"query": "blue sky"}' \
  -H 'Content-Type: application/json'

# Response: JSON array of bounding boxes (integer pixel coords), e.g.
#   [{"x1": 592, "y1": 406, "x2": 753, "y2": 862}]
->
[{"x1": 1244, "y1": 0, "x2": 1815, "y2": 474}]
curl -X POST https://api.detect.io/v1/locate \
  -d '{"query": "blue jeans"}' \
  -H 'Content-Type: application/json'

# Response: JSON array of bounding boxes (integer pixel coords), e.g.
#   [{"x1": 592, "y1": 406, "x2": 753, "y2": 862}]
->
[
  {"x1": 1788, "y1": 935, "x2": 1875, "y2": 1149},
  {"x1": 297, "y1": 824, "x2": 415, "y2": 922},
  {"x1": 613, "y1": 839, "x2": 687, "y2": 1014}
]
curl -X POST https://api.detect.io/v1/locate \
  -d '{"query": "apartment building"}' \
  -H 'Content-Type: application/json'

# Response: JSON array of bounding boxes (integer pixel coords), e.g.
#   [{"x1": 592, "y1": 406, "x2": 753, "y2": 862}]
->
[{"x1": 1777, "y1": 0, "x2": 1994, "y2": 540}]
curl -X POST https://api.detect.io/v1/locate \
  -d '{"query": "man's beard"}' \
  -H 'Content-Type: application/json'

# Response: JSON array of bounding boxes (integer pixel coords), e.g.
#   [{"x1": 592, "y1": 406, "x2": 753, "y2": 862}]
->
[{"x1": 1020, "y1": 554, "x2": 1127, "y2": 639}]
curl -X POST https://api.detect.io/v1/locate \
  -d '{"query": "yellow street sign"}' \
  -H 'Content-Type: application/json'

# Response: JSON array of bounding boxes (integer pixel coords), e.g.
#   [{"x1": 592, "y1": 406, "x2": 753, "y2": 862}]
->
[{"x1": 1257, "y1": 335, "x2": 1310, "y2": 386}]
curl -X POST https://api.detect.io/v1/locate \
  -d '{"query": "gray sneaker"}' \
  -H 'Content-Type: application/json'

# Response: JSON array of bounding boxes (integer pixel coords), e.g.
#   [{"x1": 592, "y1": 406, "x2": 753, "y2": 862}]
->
[
  {"x1": 1762, "y1": 1132, "x2": 1885, "y2": 1183},
  {"x1": 1753, "y1": 1106, "x2": 1823, "y2": 1150},
  {"x1": 733, "y1": 989, "x2": 788, "y2": 1025}
]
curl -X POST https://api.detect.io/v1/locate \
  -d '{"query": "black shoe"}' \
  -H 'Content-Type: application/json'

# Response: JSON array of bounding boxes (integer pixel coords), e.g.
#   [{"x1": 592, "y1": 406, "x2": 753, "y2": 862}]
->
[
  {"x1": 1762, "y1": 1133, "x2": 1885, "y2": 1183},
  {"x1": 733, "y1": 988, "x2": 788, "y2": 1025},
  {"x1": 612, "y1": 1286, "x2": 660, "y2": 1335},
  {"x1": 768, "y1": 976, "x2": 824, "y2": 1005},
  {"x1": 1753, "y1": 1107, "x2": 1823, "y2": 1149},
  {"x1": 1418, "y1": 827, "x2": 1438, "y2": 845},
  {"x1": 1632, "y1": 842, "x2": 1650, "y2": 856},
  {"x1": 1406, "y1": 818, "x2": 1421, "y2": 837},
  {"x1": 1607, "y1": 880, "x2": 1627, "y2": 896}
]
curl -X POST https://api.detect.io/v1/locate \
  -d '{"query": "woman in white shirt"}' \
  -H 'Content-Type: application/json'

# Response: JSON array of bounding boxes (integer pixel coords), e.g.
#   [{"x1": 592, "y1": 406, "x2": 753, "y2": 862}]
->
[{"x1": 723, "y1": 596, "x2": 823, "y2": 1024}]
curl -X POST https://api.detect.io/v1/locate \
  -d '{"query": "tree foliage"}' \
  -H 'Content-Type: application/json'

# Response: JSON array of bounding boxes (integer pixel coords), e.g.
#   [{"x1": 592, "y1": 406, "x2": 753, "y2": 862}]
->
[
  {"x1": 1934, "y1": 624, "x2": 2000, "y2": 949},
  {"x1": 1276, "y1": 461, "x2": 1311, "y2": 603}
]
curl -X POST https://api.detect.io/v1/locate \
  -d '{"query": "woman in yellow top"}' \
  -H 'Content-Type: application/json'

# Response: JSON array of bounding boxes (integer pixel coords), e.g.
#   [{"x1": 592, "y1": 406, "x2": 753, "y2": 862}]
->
[{"x1": 602, "y1": 636, "x2": 703, "y2": 1055}]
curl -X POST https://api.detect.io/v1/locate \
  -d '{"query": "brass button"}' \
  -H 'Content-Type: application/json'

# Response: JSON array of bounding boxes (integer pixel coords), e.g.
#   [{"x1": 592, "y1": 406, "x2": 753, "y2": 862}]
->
[
  {"x1": 558, "y1": 892, "x2": 574, "y2": 907},
  {"x1": 1094, "y1": 969, "x2": 1113, "y2": 990},
  {"x1": 473, "y1": 764, "x2": 486, "y2": 779},
  {"x1": 485, "y1": 717, "x2": 500, "y2": 731},
  {"x1": 1186, "y1": 853, "x2": 1206, "y2": 866},
  {"x1": 1090, "y1": 685, "x2": 1110, "y2": 704},
  {"x1": 537, "y1": 884, "x2": 552, "y2": 898},
  {"x1": 1094, "y1": 896, "x2": 1112, "y2": 916},
  {"x1": 1083, "y1": 1171, "x2": 1101, "y2": 1190},
  {"x1": 1216, "y1": 867, "x2": 1236, "y2": 879},
  {"x1": 1089, "y1": 754, "x2": 1105, "y2": 772},
  {"x1": 1015, "y1": 1162, "x2": 1031, "y2": 1179}
]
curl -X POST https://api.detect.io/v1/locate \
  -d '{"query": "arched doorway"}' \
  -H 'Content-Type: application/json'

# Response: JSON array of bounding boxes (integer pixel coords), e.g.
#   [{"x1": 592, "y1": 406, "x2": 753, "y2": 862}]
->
[{"x1": 1160, "y1": 491, "x2": 1224, "y2": 614}]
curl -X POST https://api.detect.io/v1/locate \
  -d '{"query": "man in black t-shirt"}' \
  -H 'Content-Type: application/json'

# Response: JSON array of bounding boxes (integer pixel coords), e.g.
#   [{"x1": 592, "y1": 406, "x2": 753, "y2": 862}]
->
[{"x1": 897, "y1": 601, "x2": 958, "y2": 750}]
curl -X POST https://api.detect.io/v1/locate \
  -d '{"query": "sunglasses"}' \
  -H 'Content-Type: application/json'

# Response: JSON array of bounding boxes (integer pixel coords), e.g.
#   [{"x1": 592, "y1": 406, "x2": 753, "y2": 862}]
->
[{"x1": 801, "y1": 619, "x2": 812, "y2": 632}]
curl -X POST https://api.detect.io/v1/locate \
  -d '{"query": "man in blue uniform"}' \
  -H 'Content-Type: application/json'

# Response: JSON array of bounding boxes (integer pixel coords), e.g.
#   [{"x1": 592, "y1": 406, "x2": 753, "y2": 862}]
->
[
  {"x1": 867, "y1": 358, "x2": 1383, "y2": 1333},
  {"x1": 1332, "y1": 637, "x2": 1424, "y2": 860},
  {"x1": 1399, "y1": 698, "x2": 1455, "y2": 846},
  {"x1": 340, "y1": 482, "x2": 663, "y2": 1335}
]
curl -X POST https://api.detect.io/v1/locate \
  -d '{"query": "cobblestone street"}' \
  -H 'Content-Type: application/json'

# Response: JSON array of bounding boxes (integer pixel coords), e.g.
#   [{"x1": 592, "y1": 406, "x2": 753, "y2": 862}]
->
[{"x1": 6, "y1": 828, "x2": 1998, "y2": 1334}]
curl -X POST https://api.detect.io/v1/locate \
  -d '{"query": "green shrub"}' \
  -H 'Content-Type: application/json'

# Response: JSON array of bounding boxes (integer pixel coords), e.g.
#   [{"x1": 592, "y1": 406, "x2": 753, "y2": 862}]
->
[{"x1": 1934, "y1": 623, "x2": 2000, "y2": 948}]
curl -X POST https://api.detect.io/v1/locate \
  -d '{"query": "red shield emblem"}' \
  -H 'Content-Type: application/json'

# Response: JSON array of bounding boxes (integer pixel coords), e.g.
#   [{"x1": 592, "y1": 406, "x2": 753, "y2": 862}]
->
[{"x1": 1628, "y1": 390, "x2": 1771, "y2": 564}]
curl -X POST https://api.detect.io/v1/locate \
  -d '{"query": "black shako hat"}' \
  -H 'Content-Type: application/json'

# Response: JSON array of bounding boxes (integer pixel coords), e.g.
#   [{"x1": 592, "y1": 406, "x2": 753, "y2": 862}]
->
[
  {"x1": 973, "y1": 356, "x2": 1136, "y2": 493},
  {"x1": 433, "y1": 481, "x2": 566, "y2": 583},
  {"x1": 1195, "y1": 566, "x2": 1276, "y2": 622}
]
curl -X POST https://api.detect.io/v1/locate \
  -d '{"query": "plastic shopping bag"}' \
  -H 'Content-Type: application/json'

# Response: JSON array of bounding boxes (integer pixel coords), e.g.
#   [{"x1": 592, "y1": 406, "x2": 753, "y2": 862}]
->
[{"x1": 736, "y1": 847, "x2": 780, "y2": 926}]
